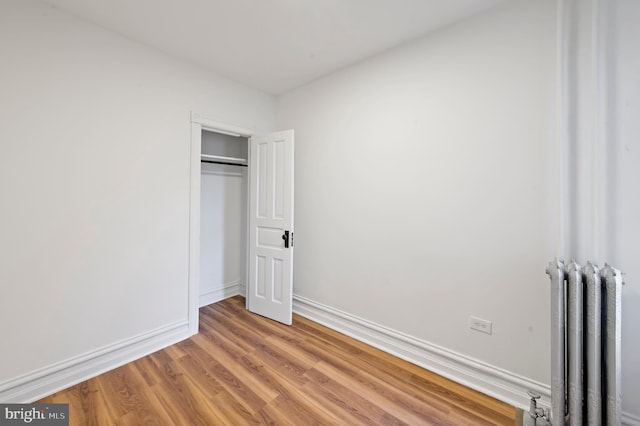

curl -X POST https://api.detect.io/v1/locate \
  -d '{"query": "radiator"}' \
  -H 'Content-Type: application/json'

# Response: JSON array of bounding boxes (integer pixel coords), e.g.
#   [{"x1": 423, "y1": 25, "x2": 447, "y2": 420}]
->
[{"x1": 545, "y1": 259, "x2": 623, "y2": 426}]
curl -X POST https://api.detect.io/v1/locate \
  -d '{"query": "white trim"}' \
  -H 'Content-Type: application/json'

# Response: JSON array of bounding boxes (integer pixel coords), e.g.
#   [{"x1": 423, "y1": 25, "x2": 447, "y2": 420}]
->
[
  {"x1": 244, "y1": 135, "x2": 253, "y2": 313},
  {"x1": 188, "y1": 122, "x2": 202, "y2": 336},
  {"x1": 293, "y1": 294, "x2": 550, "y2": 412},
  {"x1": 191, "y1": 112, "x2": 254, "y2": 137},
  {"x1": 294, "y1": 295, "x2": 640, "y2": 422},
  {"x1": 199, "y1": 281, "x2": 245, "y2": 307},
  {"x1": 189, "y1": 112, "x2": 255, "y2": 337},
  {"x1": 0, "y1": 321, "x2": 189, "y2": 403}
]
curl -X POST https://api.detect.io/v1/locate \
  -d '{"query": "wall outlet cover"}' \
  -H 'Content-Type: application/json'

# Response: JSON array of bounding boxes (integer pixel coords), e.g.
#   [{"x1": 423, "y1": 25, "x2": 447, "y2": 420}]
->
[{"x1": 469, "y1": 316, "x2": 492, "y2": 335}]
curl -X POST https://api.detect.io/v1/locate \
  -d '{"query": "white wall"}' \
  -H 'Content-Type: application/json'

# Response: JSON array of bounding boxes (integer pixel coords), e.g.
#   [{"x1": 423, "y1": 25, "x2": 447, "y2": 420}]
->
[
  {"x1": 278, "y1": 0, "x2": 557, "y2": 396},
  {"x1": 611, "y1": 0, "x2": 640, "y2": 421},
  {"x1": 558, "y1": 0, "x2": 640, "y2": 421},
  {"x1": 199, "y1": 162, "x2": 247, "y2": 305},
  {"x1": 0, "y1": 0, "x2": 274, "y2": 398}
]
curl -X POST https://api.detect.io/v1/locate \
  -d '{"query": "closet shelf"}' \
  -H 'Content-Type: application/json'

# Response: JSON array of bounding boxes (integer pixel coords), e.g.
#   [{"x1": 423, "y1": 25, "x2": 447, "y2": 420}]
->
[{"x1": 201, "y1": 154, "x2": 247, "y2": 165}]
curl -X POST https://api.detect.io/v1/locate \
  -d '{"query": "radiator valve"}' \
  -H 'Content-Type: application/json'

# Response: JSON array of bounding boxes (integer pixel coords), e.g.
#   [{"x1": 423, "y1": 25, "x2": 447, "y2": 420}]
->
[{"x1": 525, "y1": 391, "x2": 550, "y2": 426}]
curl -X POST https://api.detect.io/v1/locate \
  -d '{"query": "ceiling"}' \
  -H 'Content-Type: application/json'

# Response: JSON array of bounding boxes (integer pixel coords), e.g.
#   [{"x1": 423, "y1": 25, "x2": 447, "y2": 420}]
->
[{"x1": 41, "y1": 0, "x2": 508, "y2": 95}]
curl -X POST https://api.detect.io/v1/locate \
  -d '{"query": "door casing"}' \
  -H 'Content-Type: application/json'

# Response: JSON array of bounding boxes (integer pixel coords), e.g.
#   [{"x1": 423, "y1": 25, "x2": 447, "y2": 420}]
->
[{"x1": 188, "y1": 112, "x2": 255, "y2": 335}]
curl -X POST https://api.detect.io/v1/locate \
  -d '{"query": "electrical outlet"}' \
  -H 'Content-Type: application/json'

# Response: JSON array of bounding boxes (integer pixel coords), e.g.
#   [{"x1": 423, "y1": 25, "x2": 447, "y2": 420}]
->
[{"x1": 469, "y1": 316, "x2": 492, "y2": 335}]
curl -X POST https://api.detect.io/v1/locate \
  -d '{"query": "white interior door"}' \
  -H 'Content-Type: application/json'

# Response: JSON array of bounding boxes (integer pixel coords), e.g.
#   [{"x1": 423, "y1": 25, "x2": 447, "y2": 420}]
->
[{"x1": 247, "y1": 129, "x2": 294, "y2": 325}]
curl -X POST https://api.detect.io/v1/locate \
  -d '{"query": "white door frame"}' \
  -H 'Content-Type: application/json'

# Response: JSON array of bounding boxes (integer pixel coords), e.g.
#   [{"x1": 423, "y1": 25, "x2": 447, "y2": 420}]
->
[{"x1": 188, "y1": 112, "x2": 254, "y2": 335}]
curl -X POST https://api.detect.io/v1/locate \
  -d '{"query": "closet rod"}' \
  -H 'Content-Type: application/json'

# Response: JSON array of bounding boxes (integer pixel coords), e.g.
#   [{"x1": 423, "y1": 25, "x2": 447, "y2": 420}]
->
[
  {"x1": 201, "y1": 153, "x2": 247, "y2": 164},
  {"x1": 201, "y1": 159, "x2": 248, "y2": 167}
]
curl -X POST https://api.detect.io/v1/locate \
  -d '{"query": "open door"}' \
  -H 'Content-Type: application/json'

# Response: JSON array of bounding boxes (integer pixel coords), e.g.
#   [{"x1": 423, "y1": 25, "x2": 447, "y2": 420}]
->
[{"x1": 247, "y1": 130, "x2": 294, "y2": 325}]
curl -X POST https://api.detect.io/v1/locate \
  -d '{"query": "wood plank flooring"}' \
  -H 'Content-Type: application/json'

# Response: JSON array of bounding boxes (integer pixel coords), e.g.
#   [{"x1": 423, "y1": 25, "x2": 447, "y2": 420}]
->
[{"x1": 38, "y1": 296, "x2": 516, "y2": 425}]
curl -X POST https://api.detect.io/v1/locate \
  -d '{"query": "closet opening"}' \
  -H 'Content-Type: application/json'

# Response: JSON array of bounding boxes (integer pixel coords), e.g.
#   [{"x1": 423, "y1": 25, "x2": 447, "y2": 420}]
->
[
  {"x1": 189, "y1": 113, "x2": 295, "y2": 332},
  {"x1": 198, "y1": 129, "x2": 249, "y2": 308}
]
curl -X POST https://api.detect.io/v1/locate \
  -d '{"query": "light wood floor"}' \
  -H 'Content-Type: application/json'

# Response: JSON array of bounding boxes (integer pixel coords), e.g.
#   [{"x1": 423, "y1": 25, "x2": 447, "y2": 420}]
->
[{"x1": 38, "y1": 296, "x2": 516, "y2": 425}]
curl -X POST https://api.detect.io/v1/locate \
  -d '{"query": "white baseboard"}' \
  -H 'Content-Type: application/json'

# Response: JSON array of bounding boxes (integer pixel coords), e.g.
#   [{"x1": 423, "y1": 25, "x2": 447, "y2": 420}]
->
[
  {"x1": 199, "y1": 281, "x2": 245, "y2": 307},
  {"x1": 293, "y1": 294, "x2": 549, "y2": 412},
  {"x1": 0, "y1": 320, "x2": 189, "y2": 403},
  {"x1": 293, "y1": 295, "x2": 640, "y2": 424},
  {"x1": 5, "y1": 292, "x2": 636, "y2": 424}
]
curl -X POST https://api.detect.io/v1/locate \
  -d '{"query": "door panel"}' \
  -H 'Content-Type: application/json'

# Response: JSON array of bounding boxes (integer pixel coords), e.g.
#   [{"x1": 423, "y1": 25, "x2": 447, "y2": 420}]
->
[{"x1": 248, "y1": 130, "x2": 294, "y2": 325}]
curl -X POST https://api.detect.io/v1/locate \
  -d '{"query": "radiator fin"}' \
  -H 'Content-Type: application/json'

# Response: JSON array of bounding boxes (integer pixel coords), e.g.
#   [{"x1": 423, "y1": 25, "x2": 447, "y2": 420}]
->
[{"x1": 545, "y1": 259, "x2": 622, "y2": 426}]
